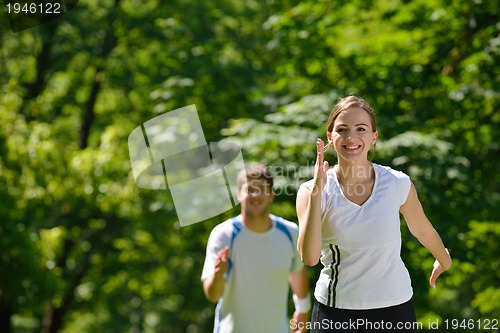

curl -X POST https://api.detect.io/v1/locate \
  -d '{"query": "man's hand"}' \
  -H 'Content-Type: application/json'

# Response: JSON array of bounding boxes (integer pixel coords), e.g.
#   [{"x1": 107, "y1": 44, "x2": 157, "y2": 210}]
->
[
  {"x1": 214, "y1": 246, "x2": 229, "y2": 279},
  {"x1": 203, "y1": 246, "x2": 229, "y2": 303},
  {"x1": 291, "y1": 310, "x2": 309, "y2": 333}
]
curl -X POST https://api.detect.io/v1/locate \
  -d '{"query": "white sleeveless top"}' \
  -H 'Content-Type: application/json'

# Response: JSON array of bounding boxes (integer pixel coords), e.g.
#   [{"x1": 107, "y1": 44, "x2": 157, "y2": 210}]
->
[{"x1": 302, "y1": 163, "x2": 413, "y2": 309}]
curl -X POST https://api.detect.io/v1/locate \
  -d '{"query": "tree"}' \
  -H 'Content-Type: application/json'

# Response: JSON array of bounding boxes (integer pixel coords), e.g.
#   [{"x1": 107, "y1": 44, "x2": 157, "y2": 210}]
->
[{"x1": 0, "y1": 0, "x2": 498, "y2": 332}]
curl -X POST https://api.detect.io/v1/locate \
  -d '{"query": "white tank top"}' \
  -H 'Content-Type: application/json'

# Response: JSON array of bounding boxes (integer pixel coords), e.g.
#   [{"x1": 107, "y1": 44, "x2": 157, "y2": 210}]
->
[{"x1": 302, "y1": 163, "x2": 413, "y2": 309}]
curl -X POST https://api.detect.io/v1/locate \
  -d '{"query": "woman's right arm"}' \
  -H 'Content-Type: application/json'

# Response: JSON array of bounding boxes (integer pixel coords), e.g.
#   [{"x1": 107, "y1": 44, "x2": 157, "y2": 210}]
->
[{"x1": 296, "y1": 139, "x2": 329, "y2": 266}]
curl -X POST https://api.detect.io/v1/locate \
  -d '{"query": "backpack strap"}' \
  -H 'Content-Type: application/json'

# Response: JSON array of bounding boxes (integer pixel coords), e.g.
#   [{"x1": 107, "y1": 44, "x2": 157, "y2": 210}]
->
[
  {"x1": 225, "y1": 217, "x2": 242, "y2": 278},
  {"x1": 274, "y1": 215, "x2": 298, "y2": 272}
]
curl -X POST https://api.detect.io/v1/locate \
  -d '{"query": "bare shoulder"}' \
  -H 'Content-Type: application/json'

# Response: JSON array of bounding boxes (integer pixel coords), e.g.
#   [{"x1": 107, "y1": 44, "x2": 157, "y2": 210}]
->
[
  {"x1": 297, "y1": 179, "x2": 315, "y2": 200},
  {"x1": 400, "y1": 183, "x2": 423, "y2": 214}
]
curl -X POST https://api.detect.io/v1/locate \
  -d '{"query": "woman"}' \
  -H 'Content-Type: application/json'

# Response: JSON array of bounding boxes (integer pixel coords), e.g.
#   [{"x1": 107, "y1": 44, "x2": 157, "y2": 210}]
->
[{"x1": 296, "y1": 96, "x2": 451, "y2": 332}]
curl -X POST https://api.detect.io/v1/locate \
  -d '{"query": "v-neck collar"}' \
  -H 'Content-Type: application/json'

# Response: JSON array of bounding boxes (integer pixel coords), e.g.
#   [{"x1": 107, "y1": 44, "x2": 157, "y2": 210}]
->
[{"x1": 332, "y1": 163, "x2": 378, "y2": 208}]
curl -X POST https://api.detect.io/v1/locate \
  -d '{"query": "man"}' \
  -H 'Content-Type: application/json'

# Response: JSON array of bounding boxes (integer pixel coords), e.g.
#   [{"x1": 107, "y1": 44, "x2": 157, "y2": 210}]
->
[{"x1": 201, "y1": 163, "x2": 310, "y2": 333}]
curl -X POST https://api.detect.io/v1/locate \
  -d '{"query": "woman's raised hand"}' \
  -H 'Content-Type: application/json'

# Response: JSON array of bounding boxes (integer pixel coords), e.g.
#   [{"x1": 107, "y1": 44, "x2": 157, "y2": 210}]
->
[{"x1": 313, "y1": 138, "x2": 329, "y2": 192}]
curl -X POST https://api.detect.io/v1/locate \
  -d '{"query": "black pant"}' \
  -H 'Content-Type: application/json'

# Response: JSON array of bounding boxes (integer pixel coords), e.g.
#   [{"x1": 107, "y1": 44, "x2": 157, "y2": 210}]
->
[{"x1": 310, "y1": 299, "x2": 418, "y2": 332}]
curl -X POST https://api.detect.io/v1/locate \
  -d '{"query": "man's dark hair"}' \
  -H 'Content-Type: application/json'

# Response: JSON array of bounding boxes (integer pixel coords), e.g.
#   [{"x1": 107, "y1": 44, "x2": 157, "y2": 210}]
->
[{"x1": 236, "y1": 163, "x2": 274, "y2": 192}]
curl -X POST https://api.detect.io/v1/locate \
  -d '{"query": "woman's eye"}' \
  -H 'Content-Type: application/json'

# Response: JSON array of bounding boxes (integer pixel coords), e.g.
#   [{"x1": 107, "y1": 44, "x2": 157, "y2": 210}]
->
[
  {"x1": 336, "y1": 128, "x2": 346, "y2": 133},
  {"x1": 357, "y1": 128, "x2": 366, "y2": 131}
]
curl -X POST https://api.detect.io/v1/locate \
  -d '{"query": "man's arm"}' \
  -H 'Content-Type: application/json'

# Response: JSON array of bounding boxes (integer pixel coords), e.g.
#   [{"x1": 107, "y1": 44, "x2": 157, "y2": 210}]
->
[
  {"x1": 203, "y1": 246, "x2": 229, "y2": 303},
  {"x1": 289, "y1": 266, "x2": 308, "y2": 298},
  {"x1": 289, "y1": 266, "x2": 310, "y2": 333}
]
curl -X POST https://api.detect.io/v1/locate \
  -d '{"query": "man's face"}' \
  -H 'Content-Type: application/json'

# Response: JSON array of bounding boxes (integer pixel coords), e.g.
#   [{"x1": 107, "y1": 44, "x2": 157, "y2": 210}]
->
[{"x1": 237, "y1": 178, "x2": 274, "y2": 217}]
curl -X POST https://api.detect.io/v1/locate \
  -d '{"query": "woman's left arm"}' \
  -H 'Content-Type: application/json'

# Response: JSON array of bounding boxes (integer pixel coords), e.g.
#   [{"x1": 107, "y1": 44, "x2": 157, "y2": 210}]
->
[{"x1": 400, "y1": 182, "x2": 452, "y2": 287}]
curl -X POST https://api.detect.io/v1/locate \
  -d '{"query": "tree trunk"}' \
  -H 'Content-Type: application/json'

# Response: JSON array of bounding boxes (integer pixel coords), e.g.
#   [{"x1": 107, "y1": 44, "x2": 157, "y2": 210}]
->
[
  {"x1": 40, "y1": 251, "x2": 91, "y2": 333},
  {"x1": 40, "y1": 1, "x2": 121, "y2": 332},
  {"x1": 0, "y1": 297, "x2": 13, "y2": 333}
]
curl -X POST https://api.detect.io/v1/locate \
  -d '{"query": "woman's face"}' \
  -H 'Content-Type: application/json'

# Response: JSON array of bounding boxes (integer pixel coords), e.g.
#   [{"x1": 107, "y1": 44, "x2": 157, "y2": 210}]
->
[{"x1": 327, "y1": 107, "x2": 378, "y2": 162}]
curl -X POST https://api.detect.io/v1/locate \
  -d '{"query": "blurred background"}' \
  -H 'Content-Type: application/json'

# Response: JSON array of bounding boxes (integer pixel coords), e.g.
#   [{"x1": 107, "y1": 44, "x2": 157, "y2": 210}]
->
[{"x1": 0, "y1": 0, "x2": 498, "y2": 332}]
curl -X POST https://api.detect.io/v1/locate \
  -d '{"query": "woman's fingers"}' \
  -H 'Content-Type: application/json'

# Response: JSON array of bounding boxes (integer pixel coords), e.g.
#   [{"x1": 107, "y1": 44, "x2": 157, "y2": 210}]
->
[
  {"x1": 314, "y1": 138, "x2": 328, "y2": 189},
  {"x1": 316, "y1": 138, "x2": 324, "y2": 165},
  {"x1": 429, "y1": 260, "x2": 444, "y2": 288}
]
